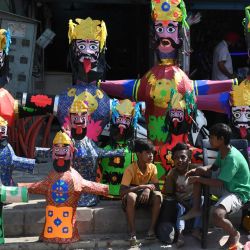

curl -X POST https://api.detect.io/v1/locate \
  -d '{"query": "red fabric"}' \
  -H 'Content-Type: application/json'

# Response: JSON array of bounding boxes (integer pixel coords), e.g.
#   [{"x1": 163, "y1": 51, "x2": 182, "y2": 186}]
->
[{"x1": 0, "y1": 88, "x2": 15, "y2": 126}]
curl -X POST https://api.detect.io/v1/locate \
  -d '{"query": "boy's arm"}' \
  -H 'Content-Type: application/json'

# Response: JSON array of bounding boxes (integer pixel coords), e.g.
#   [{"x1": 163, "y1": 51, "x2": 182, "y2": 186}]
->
[
  {"x1": 188, "y1": 176, "x2": 223, "y2": 187},
  {"x1": 186, "y1": 164, "x2": 215, "y2": 177},
  {"x1": 163, "y1": 170, "x2": 176, "y2": 196}
]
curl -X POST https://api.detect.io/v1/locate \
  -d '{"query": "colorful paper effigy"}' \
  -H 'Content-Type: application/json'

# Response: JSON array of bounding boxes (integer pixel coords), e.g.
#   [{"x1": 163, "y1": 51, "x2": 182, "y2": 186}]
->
[
  {"x1": 68, "y1": 97, "x2": 124, "y2": 206},
  {"x1": 158, "y1": 90, "x2": 202, "y2": 172},
  {"x1": 22, "y1": 131, "x2": 109, "y2": 244},
  {"x1": 100, "y1": 99, "x2": 142, "y2": 197},
  {"x1": 0, "y1": 29, "x2": 11, "y2": 87},
  {"x1": 68, "y1": 17, "x2": 107, "y2": 84},
  {"x1": 0, "y1": 116, "x2": 35, "y2": 186},
  {"x1": 17, "y1": 18, "x2": 111, "y2": 142},
  {"x1": 99, "y1": 0, "x2": 235, "y2": 147},
  {"x1": 230, "y1": 77, "x2": 250, "y2": 140}
]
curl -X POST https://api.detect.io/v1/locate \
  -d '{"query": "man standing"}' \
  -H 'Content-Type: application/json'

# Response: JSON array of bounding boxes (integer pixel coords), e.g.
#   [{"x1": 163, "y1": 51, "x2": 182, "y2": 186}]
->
[{"x1": 212, "y1": 32, "x2": 240, "y2": 80}]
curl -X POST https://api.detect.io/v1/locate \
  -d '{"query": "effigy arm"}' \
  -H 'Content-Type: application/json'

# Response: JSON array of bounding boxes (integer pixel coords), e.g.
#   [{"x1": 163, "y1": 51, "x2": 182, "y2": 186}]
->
[
  {"x1": 99, "y1": 79, "x2": 138, "y2": 99},
  {"x1": 81, "y1": 179, "x2": 109, "y2": 197},
  {"x1": 196, "y1": 92, "x2": 230, "y2": 114},
  {"x1": 194, "y1": 78, "x2": 237, "y2": 95},
  {"x1": 91, "y1": 140, "x2": 125, "y2": 158}
]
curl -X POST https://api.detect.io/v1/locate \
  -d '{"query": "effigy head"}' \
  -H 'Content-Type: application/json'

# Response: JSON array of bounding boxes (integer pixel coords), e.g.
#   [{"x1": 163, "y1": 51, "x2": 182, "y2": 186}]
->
[
  {"x1": 151, "y1": 0, "x2": 188, "y2": 61},
  {"x1": 230, "y1": 79, "x2": 250, "y2": 139},
  {"x1": 111, "y1": 99, "x2": 141, "y2": 135},
  {"x1": 69, "y1": 96, "x2": 89, "y2": 140},
  {"x1": 52, "y1": 131, "x2": 74, "y2": 172},
  {"x1": 0, "y1": 116, "x2": 8, "y2": 142},
  {"x1": 68, "y1": 17, "x2": 107, "y2": 83},
  {"x1": 165, "y1": 89, "x2": 197, "y2": 136}
]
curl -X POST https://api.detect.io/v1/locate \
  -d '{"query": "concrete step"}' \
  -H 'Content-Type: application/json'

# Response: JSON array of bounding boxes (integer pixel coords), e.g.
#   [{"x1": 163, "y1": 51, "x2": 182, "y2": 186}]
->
[
  {"x1": 0, "y1": 230, "x2": 249, "y2": 250},
  {"x1": 3, "y1": 199, "x2": 151, "y2": 237}
]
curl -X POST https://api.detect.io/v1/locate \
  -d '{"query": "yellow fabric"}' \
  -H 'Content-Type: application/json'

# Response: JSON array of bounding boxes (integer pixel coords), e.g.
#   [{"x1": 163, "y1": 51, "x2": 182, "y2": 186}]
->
[
  {"x1": 53, "y1": 131, "x2": 71, "y2": 145},
  {"x1": 0, "y1": 29, "x2": 6, "y2": 51},
  {"x1": 44, "y1": 206, "x2": 73, "y2": 239},
  {"x1": 121, "y1": 162, "x2": 158, "y2": 186},
  {"x1": 230, "y1": 78, "x2": 250, "y2": 106},
  {"x1": 69, "y1": 96, "x2": 88, "y2": 113},
  {"x1": 0, "y1": 116, "x2": 7, "y2": 126},
  {"x1": 68, "y1": 17, "x2": 107, "y2": 51}
]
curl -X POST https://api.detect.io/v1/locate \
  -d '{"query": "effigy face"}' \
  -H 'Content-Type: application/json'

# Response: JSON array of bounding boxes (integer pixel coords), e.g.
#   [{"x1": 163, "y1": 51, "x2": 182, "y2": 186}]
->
[
  {"x1": 58, "y1": 85, "x2": 110, "y2": 141},
  {"x1": 231, "y1": 106, "x2": 250, "y2": 138},
  {"x1": 70, "y1": 112, "x2": 88, "y2": 131},
  {"x1": 72, "y1": 39, "x2": 100, "y2": 73},
  {"x1": 0, "y1": 125, "x2": 7, "y2": 141},
  {"x1": 154, "y1": 20, "x2": 181, "y2": 58},
  {"x1": 111, "y1": 99, "x2": 139, "y2": 135},
  {"x1": 167, "y1": 108, "x2": 190, "y2": 135}
]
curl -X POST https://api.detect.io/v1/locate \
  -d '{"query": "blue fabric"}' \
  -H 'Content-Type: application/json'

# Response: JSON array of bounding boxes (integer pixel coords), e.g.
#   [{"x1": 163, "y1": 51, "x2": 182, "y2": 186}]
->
[
  {"x1": 176, "y1": 199, "x2": 202, "y2": 231},
  {"x1": 0, "y1": 144, "x2": 35, "y2": 186},
  {"x1": 195, "y1": 80, "x2": 209, "y2": 95}
]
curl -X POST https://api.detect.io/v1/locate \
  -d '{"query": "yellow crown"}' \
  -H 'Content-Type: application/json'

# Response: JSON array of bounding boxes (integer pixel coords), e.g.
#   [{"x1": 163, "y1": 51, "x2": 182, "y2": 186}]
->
[
  {"x1": 0, "y1": 116, "x2": 7, "y2": 126},
  {"x1": 69, "y1": 96, "x2": 88, "y2": 113},
  {"x1": 53, "y1": 131, "x2": 72, "y2": 145},
  {"x1": 0, "y1": 29, "x2": 7, "y2": 51},
  {"x1": 151, "y1": 0, "x2": 183, "y2": 22},
  {"x1": 230, "y1": 78, "x2": 250, "y2": 106},
  {"x1": 116, "y1": 99, "x2": 135, "y2": 116},
  {"x1": 68, "y1": 17, "x2": 107, "y2": 52}
]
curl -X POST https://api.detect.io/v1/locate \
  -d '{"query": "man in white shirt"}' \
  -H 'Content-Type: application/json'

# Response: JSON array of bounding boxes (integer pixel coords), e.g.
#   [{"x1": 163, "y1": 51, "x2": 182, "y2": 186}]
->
[{"x1": 212, "y1": 32, "x2": 240, "y2": 80}]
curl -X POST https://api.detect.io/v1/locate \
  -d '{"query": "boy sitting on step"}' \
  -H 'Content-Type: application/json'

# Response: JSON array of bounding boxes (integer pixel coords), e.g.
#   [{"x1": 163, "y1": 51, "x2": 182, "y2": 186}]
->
[
  {"x1": 119, "y1": 138, "x2": 162, "y2": 246},
  {"x1": 165, "y1": 143, "x2": 202, "y2": 248},
  {"x1": 183, "y1": 123, "x2": 250, "y2": 249}
]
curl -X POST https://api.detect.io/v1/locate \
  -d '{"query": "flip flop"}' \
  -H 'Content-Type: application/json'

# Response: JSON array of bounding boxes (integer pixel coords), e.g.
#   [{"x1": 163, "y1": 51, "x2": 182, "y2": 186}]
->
[{"x1": 129, "y1": 235, "x2": 141, "y2": 247}]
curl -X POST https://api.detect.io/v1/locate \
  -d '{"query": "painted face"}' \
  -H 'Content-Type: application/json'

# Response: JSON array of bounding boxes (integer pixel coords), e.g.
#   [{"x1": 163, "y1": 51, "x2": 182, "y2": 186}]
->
[
  {"x1": 170, "y1": 109, "x2": 184, "y2": 125},
  {"x1": 115, "y1": 115, "x2": 132, "y2": 135},
  {"x1": 172, "y1": 150, "x2": 190, "y2": 175},
  {"x1": 231, "y1": 106, "x2": 250, "y2": 138},
  {"x1": 52, "y1": 144, "x2": 73, "y2": 172},
  {"x1": 154, "y1": 21, "x2": 181, "y2": 58},
  {"x1": 0, "y1": 125, "x2": 7, "y2": 140},
  {"x1": 73, "y1": 39, "x2": 100, "y2": 73},
  {"x1": 70, "y1": 112, "x2": 88, "y2": 131}
]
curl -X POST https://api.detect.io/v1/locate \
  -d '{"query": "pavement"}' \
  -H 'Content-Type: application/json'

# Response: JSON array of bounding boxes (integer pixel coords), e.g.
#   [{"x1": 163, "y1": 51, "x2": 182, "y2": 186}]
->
[{"x1": 0, "y1": 162, "x2": 249, "y2": 249}]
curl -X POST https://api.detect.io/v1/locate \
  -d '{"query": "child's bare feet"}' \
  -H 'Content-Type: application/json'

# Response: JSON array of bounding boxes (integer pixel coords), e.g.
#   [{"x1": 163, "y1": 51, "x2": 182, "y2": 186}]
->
[{"x1": 179, "y1": 209, "x2": 201, "y2": 220}]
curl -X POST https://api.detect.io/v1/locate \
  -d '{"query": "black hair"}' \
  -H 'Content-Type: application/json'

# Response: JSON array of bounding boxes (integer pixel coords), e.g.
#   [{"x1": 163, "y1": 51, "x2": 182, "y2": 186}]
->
[
  {"x1": 133, "y1": 138, "x2": 154, "y2": 153},
  {"x1": 209, "y1": 123, "x2": 232, "y2": 145},
  {"x1": 172, "y1": 143, "x2": 191, "y2": 158}
]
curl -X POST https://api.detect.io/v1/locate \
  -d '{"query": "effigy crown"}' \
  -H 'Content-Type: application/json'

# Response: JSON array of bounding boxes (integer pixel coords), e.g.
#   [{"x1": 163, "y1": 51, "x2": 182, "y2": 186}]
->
[
  {"x1": 69, "y1": 96, "x2": 88, "y2": 114},
  {"x1": 53, "y1": 131, "x2": 72, "y2": 145},
  {"x1": 68, "y1": 17, "x2": 107, "y2": 52},
  {"x1": 151, "y1": 0, "x2": 188, "y2": 28},
  {"x1": 230, "y1": 79, "x2": 250, "y2": 106}
]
